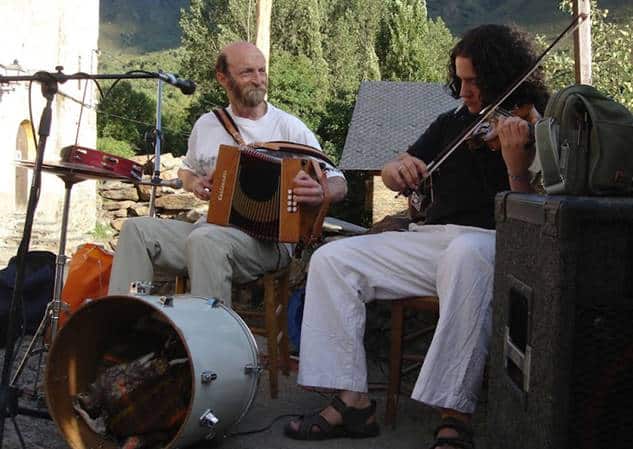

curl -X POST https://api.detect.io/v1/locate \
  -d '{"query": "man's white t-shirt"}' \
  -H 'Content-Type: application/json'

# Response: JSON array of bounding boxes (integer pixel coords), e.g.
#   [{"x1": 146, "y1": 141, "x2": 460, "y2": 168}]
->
[{"x1": 181, "y1": 102, "x2": 342, "y2": 178}]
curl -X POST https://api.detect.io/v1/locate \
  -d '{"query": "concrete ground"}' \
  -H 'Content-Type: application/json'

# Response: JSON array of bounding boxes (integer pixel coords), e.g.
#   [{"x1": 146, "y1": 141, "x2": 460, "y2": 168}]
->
[{"x1": 0, "y1": 336, "x2": 489, "y2": 449}]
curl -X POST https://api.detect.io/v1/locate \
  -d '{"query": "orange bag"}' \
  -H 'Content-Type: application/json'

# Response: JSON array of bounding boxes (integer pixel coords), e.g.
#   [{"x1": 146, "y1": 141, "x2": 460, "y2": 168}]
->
[{"x1": 60, "y1": 243, "x2": 113, "y2": 328}]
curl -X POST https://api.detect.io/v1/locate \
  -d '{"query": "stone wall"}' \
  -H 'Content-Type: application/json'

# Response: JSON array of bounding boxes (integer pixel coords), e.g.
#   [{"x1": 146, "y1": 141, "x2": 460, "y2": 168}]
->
[{"x1": 98, "y1": 153, "x2": 206, "y2": 248}]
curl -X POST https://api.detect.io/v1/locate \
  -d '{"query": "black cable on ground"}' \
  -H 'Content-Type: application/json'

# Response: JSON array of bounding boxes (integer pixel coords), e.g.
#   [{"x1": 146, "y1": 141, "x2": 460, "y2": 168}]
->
[{"x1": 226, "y1": 413, "x2": 299, "y2": 437}]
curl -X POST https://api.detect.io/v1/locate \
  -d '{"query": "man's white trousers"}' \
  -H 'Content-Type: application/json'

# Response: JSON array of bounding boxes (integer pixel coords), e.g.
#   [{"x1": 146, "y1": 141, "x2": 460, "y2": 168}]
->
[{"x1": 297, "y1": 224, "x2": 495, "y2": 413}]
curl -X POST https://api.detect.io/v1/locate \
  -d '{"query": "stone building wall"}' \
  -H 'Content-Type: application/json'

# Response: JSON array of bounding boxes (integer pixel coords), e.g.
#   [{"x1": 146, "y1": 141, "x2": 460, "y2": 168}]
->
[{"x1": 0, "y1": 0, "x2": 99, "y2": 266}]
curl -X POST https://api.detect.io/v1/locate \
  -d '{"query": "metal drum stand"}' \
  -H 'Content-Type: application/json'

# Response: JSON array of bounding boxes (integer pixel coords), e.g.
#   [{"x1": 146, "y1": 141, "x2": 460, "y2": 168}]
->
[{"x1": 7, "y1": 162, "x2": 134, "y2": 425}]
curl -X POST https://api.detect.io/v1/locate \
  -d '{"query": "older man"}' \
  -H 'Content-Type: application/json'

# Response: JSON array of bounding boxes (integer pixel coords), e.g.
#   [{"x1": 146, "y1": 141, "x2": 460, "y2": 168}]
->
[{"x1": 108, "y1": 42, "x2": 347, "y2": 304}]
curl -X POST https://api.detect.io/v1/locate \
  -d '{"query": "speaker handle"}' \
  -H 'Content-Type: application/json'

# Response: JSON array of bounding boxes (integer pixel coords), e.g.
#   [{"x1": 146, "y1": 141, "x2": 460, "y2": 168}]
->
[{"x1": 503, "y1": 274, "x2": 534, "y2": 400}]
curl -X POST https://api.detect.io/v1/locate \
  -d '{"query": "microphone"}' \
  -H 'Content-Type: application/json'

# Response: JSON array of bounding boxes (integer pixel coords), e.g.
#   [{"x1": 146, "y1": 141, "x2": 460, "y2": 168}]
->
[{"x1": 157, "y1": 71, "x2": 196, "y2": 95}]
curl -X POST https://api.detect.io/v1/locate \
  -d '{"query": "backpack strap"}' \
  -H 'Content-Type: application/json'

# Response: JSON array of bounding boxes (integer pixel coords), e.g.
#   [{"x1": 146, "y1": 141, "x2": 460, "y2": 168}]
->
[
  {"x1": 535, "y1": 117, "x2": 567, "y2": 194},
  {"x1": 213, "y1": 108, "x2": 245, "y2": 145}
]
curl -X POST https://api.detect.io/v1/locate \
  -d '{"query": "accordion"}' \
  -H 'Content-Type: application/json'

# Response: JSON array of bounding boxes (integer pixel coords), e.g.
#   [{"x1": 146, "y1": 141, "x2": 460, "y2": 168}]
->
[{"x1": 207, "y1": 143, "x2": 332, "y2": 244}]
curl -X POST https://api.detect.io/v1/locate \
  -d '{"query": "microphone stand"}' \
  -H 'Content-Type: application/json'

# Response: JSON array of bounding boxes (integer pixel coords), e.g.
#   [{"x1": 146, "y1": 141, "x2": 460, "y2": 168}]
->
[
  {"x1": 148, "y1": 76, "x2": 165, "y2": 218},
  {"x1": 0, "y1": 67, "x2": 172, "y2": 449}
]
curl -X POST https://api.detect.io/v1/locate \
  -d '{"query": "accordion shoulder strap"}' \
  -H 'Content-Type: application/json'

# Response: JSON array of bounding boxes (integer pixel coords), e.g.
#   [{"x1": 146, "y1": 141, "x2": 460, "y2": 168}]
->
[
  {"x1": 213, "y1": 108, "x2": 245, "y2": 145},
  {"x1": 307, "y1": 160, "x2": 331, "y2": 248},
  {"x1": 252, "y1": 141, "x2": 335, "y2": 167}
]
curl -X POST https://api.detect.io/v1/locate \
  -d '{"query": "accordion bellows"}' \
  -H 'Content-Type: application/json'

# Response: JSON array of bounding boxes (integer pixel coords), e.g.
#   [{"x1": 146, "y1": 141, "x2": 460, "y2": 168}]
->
[{"x1": 207, "y1": 144, "x2": 327, "y2": 243}]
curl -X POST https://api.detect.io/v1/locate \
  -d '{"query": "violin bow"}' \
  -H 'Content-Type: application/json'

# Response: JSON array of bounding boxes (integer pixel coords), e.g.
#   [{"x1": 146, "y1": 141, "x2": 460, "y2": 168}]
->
[{"x1": 405, "y1": 13, "x2": 588, "y2": 203}]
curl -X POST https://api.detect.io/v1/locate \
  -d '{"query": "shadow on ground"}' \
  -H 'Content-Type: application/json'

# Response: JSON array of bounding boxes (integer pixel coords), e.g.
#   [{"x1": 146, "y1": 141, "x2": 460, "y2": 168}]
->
[{"x1": 1, "y1": 336, "x2": 489, "y2": 449}]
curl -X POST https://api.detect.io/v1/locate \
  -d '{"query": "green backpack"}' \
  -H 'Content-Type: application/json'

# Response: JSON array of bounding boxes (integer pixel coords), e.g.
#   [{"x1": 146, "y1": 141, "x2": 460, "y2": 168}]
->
[{"x1": 536, "y1": 84, "x2": 633, "y2": 195}]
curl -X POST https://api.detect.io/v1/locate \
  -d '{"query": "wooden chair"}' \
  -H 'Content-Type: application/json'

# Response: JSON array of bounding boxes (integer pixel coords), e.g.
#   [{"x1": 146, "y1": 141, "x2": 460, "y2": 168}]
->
[
  {"x1": 383, "y1": 296, "x2": 440, "y2": 427},
  {"x1": 175, "y1": 266, "x2": 291, "y2": 399}
]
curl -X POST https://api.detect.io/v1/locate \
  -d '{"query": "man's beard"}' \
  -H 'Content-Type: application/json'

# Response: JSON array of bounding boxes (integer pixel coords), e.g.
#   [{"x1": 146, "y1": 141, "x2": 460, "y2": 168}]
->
[
  {"x1": 229, "y1": 76, "x2": 266, "y2": 107},
  {"x1": 242, "y1": 86, "x2": 266, "y2": 107}
]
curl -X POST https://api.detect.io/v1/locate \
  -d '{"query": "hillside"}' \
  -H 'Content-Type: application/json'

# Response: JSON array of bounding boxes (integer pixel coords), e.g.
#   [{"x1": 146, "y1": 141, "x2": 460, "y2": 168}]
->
[
  {"x1": 99, "y1": 0, "x2": 633, "y2": 55},
  {"x1": 99, "y1": 0, "x2": 188, "y2": 54},
  {"x1": 428, "y1": 0, "x2": 632, "y2": 34}
]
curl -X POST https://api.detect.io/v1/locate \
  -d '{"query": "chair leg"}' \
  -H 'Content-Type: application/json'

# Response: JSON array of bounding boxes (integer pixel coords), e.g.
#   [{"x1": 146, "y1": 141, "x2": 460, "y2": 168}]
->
[
  {"x1": 278, "y1": 272, "x2": 290, "y2": 376},
  {"x1": 174, "y1": 275, "x2": 187, "y2": 294},
  {"x1": 386, "y1": 301, "x2": 405, "y2": 428},
  {"x1": 264, "y1": 274, "x2": 279, "y2": 399}
]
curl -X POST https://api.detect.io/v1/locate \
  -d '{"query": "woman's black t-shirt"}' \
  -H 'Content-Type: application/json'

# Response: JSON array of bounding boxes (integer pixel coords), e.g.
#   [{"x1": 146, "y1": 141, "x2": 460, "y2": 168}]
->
[{"x1": 407, "y1": 107, "x2": 510, "y2": 229}]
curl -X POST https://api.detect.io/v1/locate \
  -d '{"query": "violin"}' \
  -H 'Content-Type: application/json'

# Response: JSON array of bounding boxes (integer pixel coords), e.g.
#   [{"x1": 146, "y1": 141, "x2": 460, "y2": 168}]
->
[
  {"x1": 465, "y1": 104, "x2": 539, "y2": 151},
  {"x1": 407, "y1": 104, "x2": 539, "y2": 220}
]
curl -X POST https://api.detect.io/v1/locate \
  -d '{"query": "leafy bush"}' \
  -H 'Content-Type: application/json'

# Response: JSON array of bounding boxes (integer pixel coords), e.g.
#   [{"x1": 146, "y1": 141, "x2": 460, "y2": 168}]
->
[{"x1": 97, "y1": 136, "x2": 136, "y2": 159}]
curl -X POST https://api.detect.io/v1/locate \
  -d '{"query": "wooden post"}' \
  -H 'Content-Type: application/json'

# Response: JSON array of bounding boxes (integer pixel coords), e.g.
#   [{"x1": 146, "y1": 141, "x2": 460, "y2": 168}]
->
[
  {"x1": 255, "y1": 0, "x2": 273, "y2": 73},
  {"x1": 573, "y1": 0, "x2": 592, "y2": 85}
]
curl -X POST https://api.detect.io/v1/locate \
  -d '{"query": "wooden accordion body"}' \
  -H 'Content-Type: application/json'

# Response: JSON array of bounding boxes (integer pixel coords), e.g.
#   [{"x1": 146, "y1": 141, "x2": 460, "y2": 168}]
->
[{"x1": 207, "y1": 144, "x2": 327, "y2": 243}]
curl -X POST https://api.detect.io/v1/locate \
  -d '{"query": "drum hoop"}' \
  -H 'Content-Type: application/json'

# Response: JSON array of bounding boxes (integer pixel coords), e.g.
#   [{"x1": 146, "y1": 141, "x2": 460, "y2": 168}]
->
[{"x1": 214, "y1": 301, "x2": 262, "y2": 427}]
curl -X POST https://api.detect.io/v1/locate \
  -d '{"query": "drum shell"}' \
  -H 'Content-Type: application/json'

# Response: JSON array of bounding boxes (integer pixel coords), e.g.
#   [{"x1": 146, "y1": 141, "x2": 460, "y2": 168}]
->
[{"x1": 45, "y1": 294, "x2": 260, "y2": 449}]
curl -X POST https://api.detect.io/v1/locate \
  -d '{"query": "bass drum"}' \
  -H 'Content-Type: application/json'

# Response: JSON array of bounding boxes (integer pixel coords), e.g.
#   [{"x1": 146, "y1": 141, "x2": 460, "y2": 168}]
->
[{"x1": 45, "y1": 294, "x2": 261, "y2": 449}]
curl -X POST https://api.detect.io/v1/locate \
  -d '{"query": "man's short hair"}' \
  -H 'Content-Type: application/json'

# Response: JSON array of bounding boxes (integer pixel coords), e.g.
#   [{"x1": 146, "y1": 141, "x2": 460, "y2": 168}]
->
[{"x1": 215, "y1": 52, "x2": 229, "y2": 76}]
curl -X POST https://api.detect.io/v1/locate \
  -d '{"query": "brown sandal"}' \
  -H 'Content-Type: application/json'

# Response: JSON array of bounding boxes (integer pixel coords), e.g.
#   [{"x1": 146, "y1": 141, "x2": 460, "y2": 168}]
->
[
  {"x1": 427, "y1": 416, "x2": 474, "y2": 449},
  {"x1": 284, "y1": 396, "x2": 380, "y2": 440}
]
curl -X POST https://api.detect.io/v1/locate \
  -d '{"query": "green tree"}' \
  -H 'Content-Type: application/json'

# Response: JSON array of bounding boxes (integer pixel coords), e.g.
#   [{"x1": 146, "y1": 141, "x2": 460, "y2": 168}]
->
[
  {"x1": 321, "y1": 0, "x2": 383, "y2": 94},
  {"x1": 540, "y1": 0, "x2": 633, "y2": 109},
  {"x1": 97, "y1": 81, "x2": 156, "y2": 150},
  {"x1": 318, "y1": 0, "x2": 384, "y2": 160},
  {"x1": 271, "y1": 0, "x2": 325, "y2": 61},
  {"x1": 268, "y1": 50, "x2": 329, "y2": 132},
  {"x1": 161, "y1": 109, "x2": 191, "y2": 156},
  {"x1": 377, "y1": 0, "x2": 454, "y2": 82}
]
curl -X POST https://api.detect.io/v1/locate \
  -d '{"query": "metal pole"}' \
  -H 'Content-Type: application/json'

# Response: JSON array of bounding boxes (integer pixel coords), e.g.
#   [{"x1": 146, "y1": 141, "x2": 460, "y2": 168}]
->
[
  {"x1": 573, "y1": 0, "x2": 592, "y2": 85},
  {"x1": 148, "y1": 78, "x2": 164, "y2": 217}
]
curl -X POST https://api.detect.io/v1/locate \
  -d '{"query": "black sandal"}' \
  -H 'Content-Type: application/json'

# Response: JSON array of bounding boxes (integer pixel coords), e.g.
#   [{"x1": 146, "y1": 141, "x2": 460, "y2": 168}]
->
[
  {"x1": 284, "y1": 396, "x2": 380, "y2": 440},
  {"x1": 427, "y1": 416, "x2": 475, "y2": 449}
]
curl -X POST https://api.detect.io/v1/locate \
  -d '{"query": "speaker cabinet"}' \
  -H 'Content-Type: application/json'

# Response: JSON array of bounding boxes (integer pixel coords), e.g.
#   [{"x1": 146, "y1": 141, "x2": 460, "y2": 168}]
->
[{"x1": 489, "y1": 193, "x2": 633, "y2": 449}]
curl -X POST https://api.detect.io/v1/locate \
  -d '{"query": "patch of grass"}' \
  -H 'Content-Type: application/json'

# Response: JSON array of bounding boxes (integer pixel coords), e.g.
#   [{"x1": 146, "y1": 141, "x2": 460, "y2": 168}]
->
[{"x1": 90, "y1": 222, "x2": 115, "y2": 242}]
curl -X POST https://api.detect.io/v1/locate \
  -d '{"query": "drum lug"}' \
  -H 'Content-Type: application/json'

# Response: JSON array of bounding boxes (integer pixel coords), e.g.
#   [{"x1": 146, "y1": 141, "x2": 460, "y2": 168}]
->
[
  {"x1": 200, "y1": 408, "x2": 219, "y2": 440},
  {"x1": 59, "y1": 300, "x2": 71, "y2": 313},
  {"x1": 129, "y1": 281, "x2": 152, "y2": 295},
  {"x1": 159, "y1": 296, "x2": 174, "y2": 307},
  {"x1": 244, "y1": 363, "x2": 263, "y2": 376},
  {"x1": 207, "y1": 298, "x2": 222, "y2": 307},
  {"x1": 201, "y1": 371, "x2": 218, "y2": 384}
]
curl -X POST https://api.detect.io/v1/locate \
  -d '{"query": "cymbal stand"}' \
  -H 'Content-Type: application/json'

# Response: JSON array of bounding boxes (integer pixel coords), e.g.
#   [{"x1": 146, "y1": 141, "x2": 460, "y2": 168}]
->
[
  {"x1": 10, "y1": 176, "x2": 78, "y2": 389},
  {"x1": 0, "y1": 67, "x2": 167, "y2": 449}
]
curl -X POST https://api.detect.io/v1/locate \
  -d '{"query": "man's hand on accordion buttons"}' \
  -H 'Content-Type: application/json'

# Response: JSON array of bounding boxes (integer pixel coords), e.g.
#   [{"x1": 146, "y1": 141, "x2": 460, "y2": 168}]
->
[
  {"x1": 293, "y1": 170, "x2": 324, "y2": 206},
  {"x1": 193, "y1": 170, "x2": 214, "y2": 201}
]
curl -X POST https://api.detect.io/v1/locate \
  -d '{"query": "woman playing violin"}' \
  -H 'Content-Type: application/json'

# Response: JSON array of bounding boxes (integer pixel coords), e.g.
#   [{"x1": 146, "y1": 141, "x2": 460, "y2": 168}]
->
[{"x1": 286, "y1": 24, "x2": 549, "y2": 449}]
